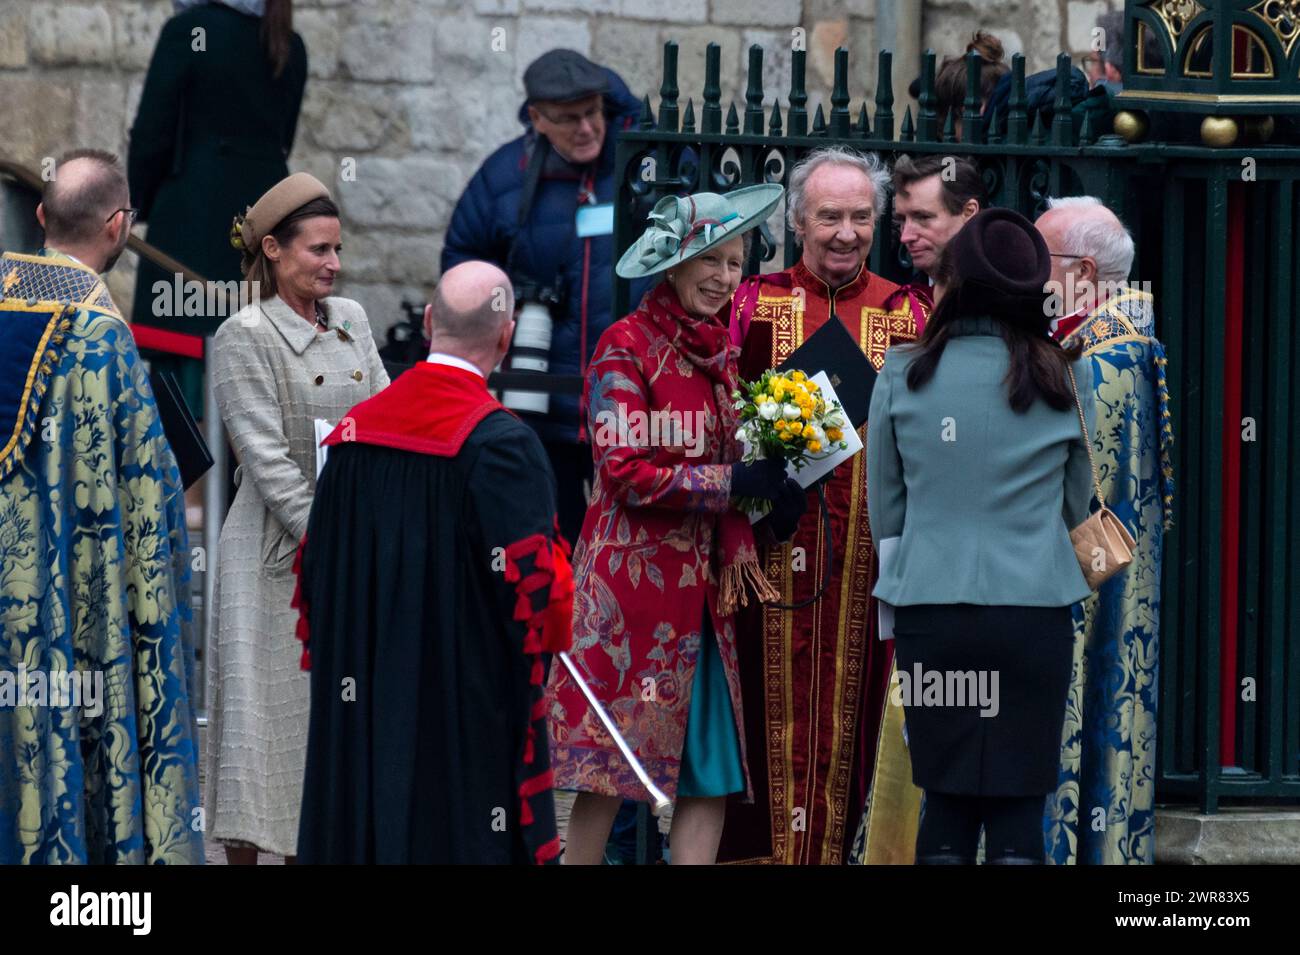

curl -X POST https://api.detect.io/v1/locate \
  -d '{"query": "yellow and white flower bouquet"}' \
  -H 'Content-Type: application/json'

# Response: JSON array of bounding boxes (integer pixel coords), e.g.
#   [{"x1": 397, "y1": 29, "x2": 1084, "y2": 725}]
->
[{"x1": 731, "y1": 368, "x2": 850, "y2": 516}]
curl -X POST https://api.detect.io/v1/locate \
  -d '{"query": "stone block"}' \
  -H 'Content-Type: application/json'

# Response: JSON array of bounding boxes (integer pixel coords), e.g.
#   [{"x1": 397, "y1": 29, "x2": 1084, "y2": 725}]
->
[
  {"x1": 592, "y1": 19, "x2": 661, "y2": 101},
  {"x1": 29, "y1": 2, "x2": 115, "y2": 66},
  {"x1": 296, "y1": 8, "x2": 342, "y2": 79},
  {"x1": 514, "y1": 16, "x2": 591, "y2": 88},
  {"x1": 340, "y1": 229, "x2": 442, "y2": 285},
  {"x1": 404, "y1": 88, "x2": 462, "y2": 153},
  {"x1": 0, "y1": 76, "x2": 75, "y2": 168},
  {"x1": 1029, "y1": 0, "x2": 1065, "y2": 72},
  {"x1": 339, "y1": 155, "x2": 463, "y2": 229},
  {"x1": 116, "y1": 0, "x2": 172, "y2": 71},
  {"x1": 1156, "y1": 808, "x2": 1300, "y2": 865},
  {"x1": 617, "y1": 0, "x2": 706, "y2": 24},
  {"x1": 299, "y1": 82, "x2": 407, "y2": 153},
  {"x1": 0, "y1": 1, "x2": 30, "y2": 68},
  {"x1": 805, "y1": 0, "x2": 875, "y2": 18},
  {"x1": 434, "y1": 10, "x2": 503, "y2": 73},
  {"x1": 522, "y1": 0, "x2": 618, "y2": 13},
  {"x1": 73, "y1": 78, "x2": 130, "y2": 157},
  {"x1": 1067, "y1": 0, "x2": 1109, "y2": 53},
  {"x1": 714, "y1": 0, "x2": 802, "y2": 27},
  {"x1": 341, "y1": 4, "x2": 436, "y2": 83},
  {"x1": 289, "y1": 152, "x2": 344, "y2": 194}
]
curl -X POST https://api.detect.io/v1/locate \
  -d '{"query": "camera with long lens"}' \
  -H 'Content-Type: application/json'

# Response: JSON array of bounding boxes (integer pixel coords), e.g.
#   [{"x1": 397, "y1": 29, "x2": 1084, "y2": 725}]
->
[
  {"x1": 379, "y1": 300, "x2": 432, "y2": 366},
  {"x1": 501, "y1": 279, "x2": 563, "y2": 416}
]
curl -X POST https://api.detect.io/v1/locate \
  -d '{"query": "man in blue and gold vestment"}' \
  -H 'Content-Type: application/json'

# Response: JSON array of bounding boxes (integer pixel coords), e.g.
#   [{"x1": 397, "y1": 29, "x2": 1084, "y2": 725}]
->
[
  {"x1": 0, "y1": 149, "x2": 203, "y2": 863},
  {"x1": 1038, "y1": 197, "x2": 1173, "y2": 865}
]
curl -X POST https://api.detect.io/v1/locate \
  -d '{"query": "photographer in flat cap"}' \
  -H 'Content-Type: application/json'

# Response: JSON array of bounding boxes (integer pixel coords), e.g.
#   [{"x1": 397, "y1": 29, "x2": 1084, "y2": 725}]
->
[{"x1": 442, "y1": 48, "x2": 650, "y2": 549}]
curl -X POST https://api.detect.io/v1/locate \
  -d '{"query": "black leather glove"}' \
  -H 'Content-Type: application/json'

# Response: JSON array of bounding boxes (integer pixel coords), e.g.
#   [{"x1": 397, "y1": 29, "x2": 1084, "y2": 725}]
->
[
  {"x1": 730, "y1": 457, "x2": 788, "y2": 500},
  {"x1": 756, "y1": 478, "x2": 808, "y2": 543}
]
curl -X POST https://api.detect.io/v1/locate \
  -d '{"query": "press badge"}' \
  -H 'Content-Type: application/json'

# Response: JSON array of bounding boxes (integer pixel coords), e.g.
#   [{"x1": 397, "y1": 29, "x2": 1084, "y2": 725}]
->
[{"x1": 576, "y1": 203, "x2": 614, "y2": 238}]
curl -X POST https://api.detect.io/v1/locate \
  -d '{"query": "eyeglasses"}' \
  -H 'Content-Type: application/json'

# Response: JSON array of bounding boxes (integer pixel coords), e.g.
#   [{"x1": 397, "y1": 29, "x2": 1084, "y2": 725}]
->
[
  {"x1": 1048, "y1": 251, "x2": 1087, "y2": 259},
  {"x1": 106, "y1": 207, "x2": 139, "y2": 225},
  {"x1": 536, "y1": 102, "x2": 603, "y2": 130}
]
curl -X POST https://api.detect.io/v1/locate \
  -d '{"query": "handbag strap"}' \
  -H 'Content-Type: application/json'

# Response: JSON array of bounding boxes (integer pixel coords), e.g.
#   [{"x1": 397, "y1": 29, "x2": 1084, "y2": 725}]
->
[{"x1": 1065, "y1": 364, "x2": 1106, "y2": 506}]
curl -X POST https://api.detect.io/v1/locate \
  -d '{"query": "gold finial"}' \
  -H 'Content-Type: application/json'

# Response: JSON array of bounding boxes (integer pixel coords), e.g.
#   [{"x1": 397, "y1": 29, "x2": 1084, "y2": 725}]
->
[
  {"x1": 1113, "y1": 110, "x2": 1148, "y2": 143},
  {"x1": 1200, "y1": 116, "x2": 1240, "y2": 147}
]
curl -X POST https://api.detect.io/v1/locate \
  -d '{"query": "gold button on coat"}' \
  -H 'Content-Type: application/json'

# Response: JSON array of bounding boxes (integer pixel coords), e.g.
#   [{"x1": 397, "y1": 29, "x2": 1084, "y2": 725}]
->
[
  {"x1": 314, "y1": 374, "x2": 324, "y2": 386},
  {"x1": 352, "y1": 370, "x2": 363, "y2": 382}
]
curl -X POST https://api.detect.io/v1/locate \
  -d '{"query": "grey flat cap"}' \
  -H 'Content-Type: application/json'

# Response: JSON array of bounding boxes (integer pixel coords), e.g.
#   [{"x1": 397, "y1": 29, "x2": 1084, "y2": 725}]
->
[{"x1": 524, "y1": 49, "x2": 608, "y2": 104}]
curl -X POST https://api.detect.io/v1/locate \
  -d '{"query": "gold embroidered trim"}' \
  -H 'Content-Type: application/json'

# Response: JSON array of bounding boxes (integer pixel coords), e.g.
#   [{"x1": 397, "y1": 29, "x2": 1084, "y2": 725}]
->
[{"x1": 0, "y1": 300, "x2": 75, "y2": 477}]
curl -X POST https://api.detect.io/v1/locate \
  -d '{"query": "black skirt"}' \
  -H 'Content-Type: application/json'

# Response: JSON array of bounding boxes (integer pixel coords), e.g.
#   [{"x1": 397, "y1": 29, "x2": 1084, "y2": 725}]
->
[{"x1": 892, "y1": 604, "x2": 1074, "y2": 797}]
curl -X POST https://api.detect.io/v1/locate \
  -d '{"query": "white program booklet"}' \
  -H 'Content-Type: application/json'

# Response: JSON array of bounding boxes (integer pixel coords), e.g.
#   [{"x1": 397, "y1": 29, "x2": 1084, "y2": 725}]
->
[
  {"x1": 314, "y1": 418, "x2": 334, "y2": 479},
  {"x1": 744, "y1": 371, "x2": 863, "y2": 523},
  {"x1": 877, "y1": 535, "x2": 900, "y2": 640}
]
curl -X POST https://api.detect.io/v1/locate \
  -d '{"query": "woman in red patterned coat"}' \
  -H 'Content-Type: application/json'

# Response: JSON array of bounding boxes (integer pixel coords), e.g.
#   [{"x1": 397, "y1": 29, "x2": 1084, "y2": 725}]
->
[{"x1": 547, "y1": 185, "x2": 807, "y2": 864}]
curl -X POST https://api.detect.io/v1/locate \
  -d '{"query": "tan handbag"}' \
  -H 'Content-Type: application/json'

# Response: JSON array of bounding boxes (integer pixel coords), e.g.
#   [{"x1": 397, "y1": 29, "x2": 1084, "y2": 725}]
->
[{"x1": 1066, "y1": 366, "x2": 1136, "y2": 590}]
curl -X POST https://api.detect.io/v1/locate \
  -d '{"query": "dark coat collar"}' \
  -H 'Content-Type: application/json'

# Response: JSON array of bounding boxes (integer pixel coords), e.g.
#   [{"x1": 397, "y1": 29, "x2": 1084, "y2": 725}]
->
[{"x1": 947, "y1": 316, "x2": 1003, "y2": 338}]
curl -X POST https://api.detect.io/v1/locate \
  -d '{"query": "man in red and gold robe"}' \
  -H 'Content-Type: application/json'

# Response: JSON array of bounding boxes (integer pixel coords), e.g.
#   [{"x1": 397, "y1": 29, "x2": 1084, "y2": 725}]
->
[{"x1": 718, "y1": 148, "x2": 927, "y2": 864}]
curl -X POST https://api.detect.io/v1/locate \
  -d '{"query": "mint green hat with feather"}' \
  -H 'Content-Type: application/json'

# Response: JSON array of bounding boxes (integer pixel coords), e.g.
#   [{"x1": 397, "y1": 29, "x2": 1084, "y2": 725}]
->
[{"x1": 616, "y1": 184, "x2": 784, "y2": 279}]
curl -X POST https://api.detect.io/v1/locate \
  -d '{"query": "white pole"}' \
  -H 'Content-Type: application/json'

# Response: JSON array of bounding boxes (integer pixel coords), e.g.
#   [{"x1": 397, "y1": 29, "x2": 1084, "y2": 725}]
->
[
  {"x1": 558, "y1": 651, "x2": 671, "y2": 814},
  {"x1": 200, "y1": 340, "x2": 226, "y2": 722}
]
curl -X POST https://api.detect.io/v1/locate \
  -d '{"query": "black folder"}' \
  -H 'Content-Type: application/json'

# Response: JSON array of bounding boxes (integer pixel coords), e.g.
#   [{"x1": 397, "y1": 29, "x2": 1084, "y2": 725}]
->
[
  {"x1": 776, "y1": 311, "x2": 877, "y2": 429},
  {"x1": 150, "y1": 370, "x2": 213, "y2": 489}
]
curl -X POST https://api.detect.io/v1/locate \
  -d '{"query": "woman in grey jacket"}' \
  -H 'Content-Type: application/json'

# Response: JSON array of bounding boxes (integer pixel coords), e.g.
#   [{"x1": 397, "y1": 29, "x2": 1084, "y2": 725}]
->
[{"x1": 866, "y1": 208, "x2": 1095, "y2": 864}]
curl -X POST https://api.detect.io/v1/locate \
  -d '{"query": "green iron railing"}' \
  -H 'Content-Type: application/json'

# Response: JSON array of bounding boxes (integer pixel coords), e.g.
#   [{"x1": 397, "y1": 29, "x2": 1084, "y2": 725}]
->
[{"x1": 613, "y1": 36, "x2": 1300, "y2": 814}]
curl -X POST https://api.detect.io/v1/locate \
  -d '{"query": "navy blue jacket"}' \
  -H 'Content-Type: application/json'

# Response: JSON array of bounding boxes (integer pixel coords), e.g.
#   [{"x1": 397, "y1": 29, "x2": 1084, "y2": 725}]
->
[
  {"x1": 441, "y1": 69, "x2": 648, "y2": 444},
  {"x1": 984, "y1": 67, "x2": 1112, "y2": 139}
]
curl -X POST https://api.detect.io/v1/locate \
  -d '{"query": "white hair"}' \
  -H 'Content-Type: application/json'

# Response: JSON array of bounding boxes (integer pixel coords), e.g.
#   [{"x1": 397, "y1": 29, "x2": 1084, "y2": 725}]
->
[
  {"x1": 786, "y1": 146, "x2": 891, "y2": 231},
  {"x1": 1045, "y1": 195, "x2": 1135, "y2": 283}
]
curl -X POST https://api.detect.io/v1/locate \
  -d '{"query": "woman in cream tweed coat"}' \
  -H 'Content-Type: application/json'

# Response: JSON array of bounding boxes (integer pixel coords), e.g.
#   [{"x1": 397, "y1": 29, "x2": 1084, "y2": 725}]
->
[{"x1": 207, "y1": 174, "x2": 389, "y2": 862}]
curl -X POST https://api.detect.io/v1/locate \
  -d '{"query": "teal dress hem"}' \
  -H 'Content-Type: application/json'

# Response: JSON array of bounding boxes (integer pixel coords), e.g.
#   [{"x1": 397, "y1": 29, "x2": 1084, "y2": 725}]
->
[{"x1": 677, "y1": 613, "x2": 744, "y2": 798}]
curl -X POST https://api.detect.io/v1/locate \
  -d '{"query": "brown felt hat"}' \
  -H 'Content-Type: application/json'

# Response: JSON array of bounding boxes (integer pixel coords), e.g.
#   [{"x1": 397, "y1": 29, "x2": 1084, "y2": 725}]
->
[{"x1": 232, "y1": 173, "x2": 332, "y2": 252}]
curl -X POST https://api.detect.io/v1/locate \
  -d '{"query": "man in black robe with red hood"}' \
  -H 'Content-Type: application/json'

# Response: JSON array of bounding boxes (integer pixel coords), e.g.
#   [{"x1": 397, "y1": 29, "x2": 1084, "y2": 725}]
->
[{"x1": 293, "y1": 261, "x2": 574, "y2": 864}]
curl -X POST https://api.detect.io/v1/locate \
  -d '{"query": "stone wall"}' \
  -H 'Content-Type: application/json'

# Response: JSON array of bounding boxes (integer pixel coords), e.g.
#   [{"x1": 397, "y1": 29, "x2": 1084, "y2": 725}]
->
[{"x1": 0, "y1": 0, "x2": 1120, "y2": 340}]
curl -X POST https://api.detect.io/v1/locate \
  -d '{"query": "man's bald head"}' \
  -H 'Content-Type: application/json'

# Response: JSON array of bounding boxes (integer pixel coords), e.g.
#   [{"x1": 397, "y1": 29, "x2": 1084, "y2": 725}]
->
[
  {"x1": 41, "y1": 149, "x2": 130, "y2": 245},
  {"x1": 427, "y1": 261, "x2": 515, "y2": 348},
  {"x1": 425, "y1": 261, "x2": 517, "y2": 375},
  {"x1": 1036, "y1": 196, "x2": 1134, "y2": 283}
]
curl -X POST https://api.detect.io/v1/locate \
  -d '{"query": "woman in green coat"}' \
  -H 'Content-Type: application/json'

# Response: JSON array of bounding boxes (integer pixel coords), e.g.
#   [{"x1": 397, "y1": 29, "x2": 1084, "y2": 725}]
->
[{"x1": 128, "y1": 0, "x2": 307, "y2": 413}]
